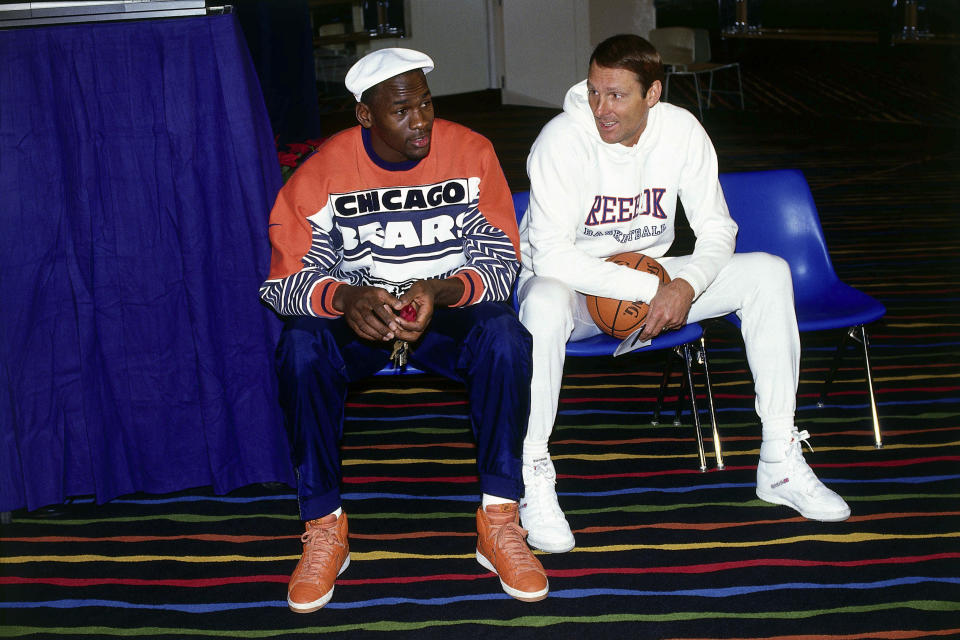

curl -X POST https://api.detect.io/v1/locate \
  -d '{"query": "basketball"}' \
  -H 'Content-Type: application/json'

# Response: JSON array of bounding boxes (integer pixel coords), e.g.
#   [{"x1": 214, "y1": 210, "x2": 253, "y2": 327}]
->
[{"x1": 586, "y1": 252, "x2": 670, "y2": 339}]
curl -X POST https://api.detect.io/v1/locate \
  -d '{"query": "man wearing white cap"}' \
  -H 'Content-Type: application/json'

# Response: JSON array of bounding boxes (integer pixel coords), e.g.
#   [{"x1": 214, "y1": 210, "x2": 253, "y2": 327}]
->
[{"x1": 260, "y1": 48, "x2": 548, "y2": 612}]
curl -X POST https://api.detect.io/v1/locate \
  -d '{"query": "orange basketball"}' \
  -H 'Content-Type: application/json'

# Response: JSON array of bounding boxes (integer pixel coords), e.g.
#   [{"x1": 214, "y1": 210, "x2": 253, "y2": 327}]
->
[{"x1": 586, "y1": 252, "x2": 670, "y2": 339}]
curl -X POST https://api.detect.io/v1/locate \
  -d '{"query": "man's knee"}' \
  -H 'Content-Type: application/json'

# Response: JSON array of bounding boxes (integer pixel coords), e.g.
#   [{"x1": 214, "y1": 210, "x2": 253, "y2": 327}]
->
[
  {"x1": 736, "y1": 252, "x2": 792, "y2": 290},
  {"x1": 760, "y1": 253, "x2": 791, "y2": 280},
  {"x1": 518, "y1": 276, "x2": 576, "y2": 337},
  {"x1": 756, "y1": 253, "x2": 792, "y2": 294},
  {"x1": 473, "y1": 309, "x2": 532, "y2": 372},
  {"x1": 276, "y1": 317, "x2": 339, "y2": 378}
]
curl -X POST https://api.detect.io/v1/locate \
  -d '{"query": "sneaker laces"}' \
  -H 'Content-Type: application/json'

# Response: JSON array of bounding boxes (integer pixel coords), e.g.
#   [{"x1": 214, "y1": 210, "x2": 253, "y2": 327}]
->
[
  {"x1": 793, "y1": 429, "x2": 815, "y2": 453},
  {"x1": 524, "y1": 464, "x2": 566, "y2": 524},
  {"x1": 493, "y1": 520, "x2": 542, "y2": 575},
  {"x1": 784, "y1": 430, "x2": 832, "y2": 497},
  {"x1": 298, "y1": 525, "x2": 344, "y2": 580}
]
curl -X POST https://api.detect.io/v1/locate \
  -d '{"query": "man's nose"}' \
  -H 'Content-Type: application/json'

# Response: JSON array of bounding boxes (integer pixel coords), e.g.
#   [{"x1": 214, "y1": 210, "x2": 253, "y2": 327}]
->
[{"x1": 409, "y1": 109, "x2": 426, "y2": 130}]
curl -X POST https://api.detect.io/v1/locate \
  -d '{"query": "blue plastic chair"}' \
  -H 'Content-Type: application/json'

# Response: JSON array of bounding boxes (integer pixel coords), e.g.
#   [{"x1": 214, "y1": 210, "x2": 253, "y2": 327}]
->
[
  {"x1": 718, "y1": 169, "x2": 886, "y2": 448},
  {"x1": 512, "y1": 191, "x2": 723, "y2": 471}
]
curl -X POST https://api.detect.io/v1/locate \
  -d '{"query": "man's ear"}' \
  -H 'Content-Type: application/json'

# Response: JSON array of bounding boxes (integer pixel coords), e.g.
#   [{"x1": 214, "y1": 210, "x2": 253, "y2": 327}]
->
[
  {"x1": 645, "y1": 80, "x2": 662, "y2": 106},
  {"x1": 355, "y1": 101, "x2": 372, "y2": 128}
]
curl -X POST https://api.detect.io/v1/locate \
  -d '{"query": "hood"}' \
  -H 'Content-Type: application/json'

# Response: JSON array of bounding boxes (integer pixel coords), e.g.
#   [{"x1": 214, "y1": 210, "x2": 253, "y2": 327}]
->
[{"x1": 561, "y1": 79, "x2": 662, "y2": 157}]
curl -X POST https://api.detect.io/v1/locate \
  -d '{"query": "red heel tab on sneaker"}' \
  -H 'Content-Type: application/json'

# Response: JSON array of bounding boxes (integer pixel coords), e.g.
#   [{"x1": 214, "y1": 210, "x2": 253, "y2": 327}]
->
[
  {"x1": 487, "y1": 503, "x2": 518, "y2": 514},
  {"x1": 306, "y1": 512, "x2": 344, "y2": 529}
]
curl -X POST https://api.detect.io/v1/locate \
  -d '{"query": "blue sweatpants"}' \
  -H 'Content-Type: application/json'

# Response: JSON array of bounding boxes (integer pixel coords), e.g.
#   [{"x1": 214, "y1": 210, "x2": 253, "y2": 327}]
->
[{"x1": 275, "y1": 301, "x2": 532, "y2": 522}]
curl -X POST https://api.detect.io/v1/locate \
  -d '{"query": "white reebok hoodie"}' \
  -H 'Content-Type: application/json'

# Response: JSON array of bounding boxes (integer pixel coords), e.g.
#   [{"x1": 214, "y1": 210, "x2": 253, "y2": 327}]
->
[{"x1": 518, "y1": 80, "x2": 738, "y2": 303}]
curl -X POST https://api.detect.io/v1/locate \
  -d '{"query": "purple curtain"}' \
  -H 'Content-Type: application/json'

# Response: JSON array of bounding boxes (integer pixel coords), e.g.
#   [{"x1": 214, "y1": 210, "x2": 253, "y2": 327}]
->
[{"x1": 0, "y1": 14, "x2": 293, "y2": 512}]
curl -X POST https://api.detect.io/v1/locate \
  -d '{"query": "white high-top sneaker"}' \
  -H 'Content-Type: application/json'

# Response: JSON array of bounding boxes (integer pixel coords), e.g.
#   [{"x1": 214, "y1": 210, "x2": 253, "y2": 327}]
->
[
  {"x1": 756, "y1": 430, "x2": 851, "y2": 522},
  {"x1": 519, "y1": 457, "x2": 575, "y2": 553}
]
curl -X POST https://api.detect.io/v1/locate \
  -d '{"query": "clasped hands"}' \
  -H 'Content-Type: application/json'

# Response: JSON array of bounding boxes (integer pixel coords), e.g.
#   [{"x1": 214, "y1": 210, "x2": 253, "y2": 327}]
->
[
  {"x1": 637, "y1": 278, "x2": 695, "y2": 341},
  {"x1": 333, "y1": 279, "x2": 453, "y2": 343}
]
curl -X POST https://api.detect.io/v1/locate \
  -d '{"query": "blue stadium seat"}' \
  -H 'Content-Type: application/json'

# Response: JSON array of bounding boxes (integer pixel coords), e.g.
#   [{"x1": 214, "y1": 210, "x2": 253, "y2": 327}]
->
[{"x1": 718, "y1": 169, "x2": 886, "y2": 448}]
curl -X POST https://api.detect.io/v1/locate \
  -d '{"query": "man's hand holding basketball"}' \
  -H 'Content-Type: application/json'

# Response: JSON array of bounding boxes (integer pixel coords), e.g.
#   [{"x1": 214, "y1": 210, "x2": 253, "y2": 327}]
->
[{"x1": 638, "y1": 278, "x2": 695, "y2": 340}]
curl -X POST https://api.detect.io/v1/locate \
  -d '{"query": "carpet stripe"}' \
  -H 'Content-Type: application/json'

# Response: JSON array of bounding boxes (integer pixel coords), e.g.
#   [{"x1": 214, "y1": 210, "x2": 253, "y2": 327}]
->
[
  {"x1": 4, "y1": 553, "x2": 958, "y2": 588},
  {"x1": 6, "y1": 511, "x2": 955, "y2": 544},
  {"x1": 3, "y1": 602, "x2": 960, "y2": 635},
  {"x1": 6, "y1": 532, "x2": 960, "y2": 563},
  {"x1": 665, "y1": 631, "x2": 960, "y2": 640},
  {"x1": 6, "y1": 579, "x2": 960, "y2": 612}
]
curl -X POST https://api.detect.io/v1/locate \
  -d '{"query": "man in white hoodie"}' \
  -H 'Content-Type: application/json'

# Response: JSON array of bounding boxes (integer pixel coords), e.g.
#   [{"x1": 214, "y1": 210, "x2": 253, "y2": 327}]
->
[{"x1": 516, "y1": 34, "x2": 850, "y2": 554}]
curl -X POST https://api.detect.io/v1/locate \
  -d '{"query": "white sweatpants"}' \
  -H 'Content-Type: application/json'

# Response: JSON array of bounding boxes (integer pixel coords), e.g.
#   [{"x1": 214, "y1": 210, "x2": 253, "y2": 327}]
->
[{"x1": 517, "y1": 252, "x2": 800, "y2": 457}]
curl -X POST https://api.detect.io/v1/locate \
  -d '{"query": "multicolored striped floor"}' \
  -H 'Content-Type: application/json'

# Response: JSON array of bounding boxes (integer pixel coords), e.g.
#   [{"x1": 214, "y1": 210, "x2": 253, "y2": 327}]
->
[
  {"x1": 3, "y1": 78, "x2": 960, "y2": 639},
  {"x1": 3, "y1": 321, "x2": 959, "y2": 638}
]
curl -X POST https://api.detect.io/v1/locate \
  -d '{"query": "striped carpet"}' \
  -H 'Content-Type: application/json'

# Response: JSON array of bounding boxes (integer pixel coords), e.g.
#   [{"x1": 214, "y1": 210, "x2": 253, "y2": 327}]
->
[{"x1": 4, "y1": 84, "x2": 960, "y2": 638}]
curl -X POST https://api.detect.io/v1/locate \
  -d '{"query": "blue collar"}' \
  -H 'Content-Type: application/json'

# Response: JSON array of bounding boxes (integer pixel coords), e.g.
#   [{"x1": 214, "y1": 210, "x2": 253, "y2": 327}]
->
[{"x1": 362, "y1": 128, "x2": 423, "y2": 171}]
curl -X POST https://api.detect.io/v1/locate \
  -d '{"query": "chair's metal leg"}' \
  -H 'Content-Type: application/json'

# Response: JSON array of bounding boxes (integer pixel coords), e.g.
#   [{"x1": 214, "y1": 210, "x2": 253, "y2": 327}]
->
[
  {"x1": 673, "y1": 347, "x2": 688, "y2": 426},
  {"x1": 697, "y1": 336, "x2": 724, "y2": 470},
  {"x1": 819, "y1": 325, "x2": 883, "y2": 449},
  {"x1": 682, "y1": 344, "x2": 708, "y2": 472},
  {"x1": 818, "y1": 328, "x2": 851, "y2": 408},
  {"x1": 692, "y1": 73, "x2": 704, "y2": 121},
  {"x1": 652, "y1": 351, "x2": 676, "y2": 426},
  {"x1": 735, "y1": 63, "x2": 745, "y2": 109},
  {"x1": 857, "y1": 325, "x2": 883, "y2": 449},
  {"x1": 707, "y1": 70, "x2": 715, "y2": 108}
]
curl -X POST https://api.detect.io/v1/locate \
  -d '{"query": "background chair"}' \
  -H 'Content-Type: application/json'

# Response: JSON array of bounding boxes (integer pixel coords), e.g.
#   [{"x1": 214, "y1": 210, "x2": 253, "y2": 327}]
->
[
  {"x1": 718, "y1": 169, "x2": 887, "y2": 448},
  {"x1": 512, "y1": 191, "x2": 724, "y2": 471},
  {"x1": 647, "y1": 26, "x2": 744, "y2": 121}
]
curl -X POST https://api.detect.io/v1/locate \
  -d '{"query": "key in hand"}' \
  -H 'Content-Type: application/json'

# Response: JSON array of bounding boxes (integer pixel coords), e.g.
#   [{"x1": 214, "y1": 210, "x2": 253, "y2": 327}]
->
[
  {"x1": 390, "y1": 338, "x2": 409, "y2": 368},
  {"x1": 390, "y1": 303, "x2": 417, "y2": 369}
]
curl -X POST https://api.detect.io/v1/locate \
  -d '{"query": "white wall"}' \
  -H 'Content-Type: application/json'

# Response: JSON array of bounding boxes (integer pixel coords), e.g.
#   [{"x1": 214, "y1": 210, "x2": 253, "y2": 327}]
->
[
  {"x1": 370, "y1": 0, "x2": 493, "y2": 97},
  {"x1": 499, "y1": 0, "x2": 656, "y2": 108},
  {"x1": 363, "y1": 0, "x2": 656, "y2": 104},
  {"x1": 589, "y1": 0, "x2": 656, "y2": 43},
  {"x1": 500, "y1": 0, "x2": 592, "y2": 107}
]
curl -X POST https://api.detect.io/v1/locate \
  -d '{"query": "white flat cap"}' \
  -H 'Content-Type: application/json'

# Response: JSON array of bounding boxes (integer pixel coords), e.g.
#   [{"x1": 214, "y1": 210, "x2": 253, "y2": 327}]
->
[{"x1": 344, "y1": 47, "x2": 434, "y2": 102}]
